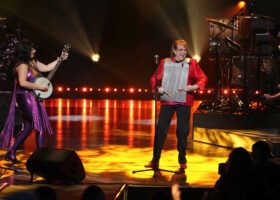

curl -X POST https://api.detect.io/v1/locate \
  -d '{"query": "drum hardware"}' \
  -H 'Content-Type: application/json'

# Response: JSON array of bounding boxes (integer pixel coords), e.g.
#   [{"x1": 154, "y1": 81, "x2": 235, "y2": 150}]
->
[
  {"x1": 200, "y1": 7, "x2": 276, "y2": 113},
  {"x1": 204, "y1": 15, "x2": 244, "y2": 112},
  {"x1": 225, "y1": 37, "x2": 242, "y2": 52}
]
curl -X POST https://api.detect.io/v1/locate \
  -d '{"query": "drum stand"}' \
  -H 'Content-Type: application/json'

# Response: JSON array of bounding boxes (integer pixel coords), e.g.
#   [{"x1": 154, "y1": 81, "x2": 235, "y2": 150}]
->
[{"x1": 132, "y1": 56, "x2": 178, "y2": 176}]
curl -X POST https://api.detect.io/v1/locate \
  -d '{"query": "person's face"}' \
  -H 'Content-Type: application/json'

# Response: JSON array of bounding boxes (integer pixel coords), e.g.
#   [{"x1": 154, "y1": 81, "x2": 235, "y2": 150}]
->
[
  {"x1": 173, "y1": 44, "x2": 187, "y2": 61},
  {"x1": 30, "y1": 47, "x2": 36, "y2": 58}
]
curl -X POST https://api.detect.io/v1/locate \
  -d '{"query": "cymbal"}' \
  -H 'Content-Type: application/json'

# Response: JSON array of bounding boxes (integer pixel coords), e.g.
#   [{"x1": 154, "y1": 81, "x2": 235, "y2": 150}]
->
[{"x1": 206, "y1": 18, "x2": 237, "y2": 30}]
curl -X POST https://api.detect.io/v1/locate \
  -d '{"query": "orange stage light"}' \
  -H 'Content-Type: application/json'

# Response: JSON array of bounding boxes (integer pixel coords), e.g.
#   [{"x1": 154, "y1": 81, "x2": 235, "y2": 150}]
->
[
  {"x1": 255, "y1": 90, "x2": 259, "y2": 95},
  {"x1": 66, "y1": 87, "x2": 71, "y2": 91},
  {"x1": 238, "y1": 1, "x2": 246, "y2": 8},
  {"x1": 199, "y1": 90, "x2": 203, "y2": 94},
  {"x1": 105, "y1": 88, "x2": 110, "y2": 93},
  {"x1": 57, "y1": 87, "x2": 63, "y2": 92},
  {"x1": 75, "y1": 88, "x2": 78, "y2": 91},
  {"x1": 122, "y1": 89, "x2": 126, "y2": 92},
  {"x1": 89, "y1": 88, "x2": 93, "y2": 92},
  {"x1": 207, "y1": 90, "x2": 211, "y2": 94},
  {"x1": 114, "y1": 88, "x2": 118, "y2": 92},
  {"x1": 224, "y1": 90, "x2": 228, "y2": 95},
  {"x1": 144, "y1": 89, "x2": 148, "y2": 92},
  {"x1": 129, "y1": 88, "x2": 134, "y2": 93},
  {"x1": 98, "y1": 88, "x2": 101, "y2": 92},
  {"x1": 82, "y1": 87, "x2": 87, "y2": 92},
  {"x1": 138, "y1": 89, "x2": 142, "y2": 92}
]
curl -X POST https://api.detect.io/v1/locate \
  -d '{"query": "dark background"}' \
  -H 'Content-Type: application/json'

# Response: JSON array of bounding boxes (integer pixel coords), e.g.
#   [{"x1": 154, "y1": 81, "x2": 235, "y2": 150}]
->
[{"x1": 0, "y1": 0, "x2": 279, "y2": 89}]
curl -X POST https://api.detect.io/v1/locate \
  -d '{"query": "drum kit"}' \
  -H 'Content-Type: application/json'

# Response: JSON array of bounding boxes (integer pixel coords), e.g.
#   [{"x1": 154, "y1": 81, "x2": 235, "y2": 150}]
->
[
  {"x1": 205, "y1": 12, "x2": 280, "y2": 112},
  {"x1": 0, "y1": 17, "x2": 20, "y2": 83}
]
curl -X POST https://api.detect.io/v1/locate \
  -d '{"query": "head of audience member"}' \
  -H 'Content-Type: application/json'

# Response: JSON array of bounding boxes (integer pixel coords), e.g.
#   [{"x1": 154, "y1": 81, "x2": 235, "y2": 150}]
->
[
  {"x1": 252, "y1": 141, "x2": 273, "y2": 163},
  {"x1": 34, "y1": 186, "x2": 57, "y2": 200},
  {"x1": 225, "y1": 147, "x2": 253, "y2": 175},
  {"x1": 81, "y1": 185, "x2": 105, "y2": 200}
]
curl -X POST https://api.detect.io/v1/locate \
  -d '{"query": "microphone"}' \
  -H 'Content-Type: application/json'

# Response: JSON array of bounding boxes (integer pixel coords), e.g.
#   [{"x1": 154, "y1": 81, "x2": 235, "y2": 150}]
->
[{"x1": 154, "y1": 55, "x2": 159, "y2": 66}]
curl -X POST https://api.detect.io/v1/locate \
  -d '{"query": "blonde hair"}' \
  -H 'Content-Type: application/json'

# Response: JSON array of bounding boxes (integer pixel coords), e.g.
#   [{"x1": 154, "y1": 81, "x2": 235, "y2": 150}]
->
[{"x1": 170, "y1": 39, "x2": 188, "y2": 58}]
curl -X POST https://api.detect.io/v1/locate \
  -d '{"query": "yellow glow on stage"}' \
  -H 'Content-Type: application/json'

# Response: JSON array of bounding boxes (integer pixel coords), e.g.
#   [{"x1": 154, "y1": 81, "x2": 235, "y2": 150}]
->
[
  {"x1": 193, "y1": 127, "x2": 271, "y2": 151},
  {"x1": 75, "y1": 145, "x2": 226, "y2": 185}
]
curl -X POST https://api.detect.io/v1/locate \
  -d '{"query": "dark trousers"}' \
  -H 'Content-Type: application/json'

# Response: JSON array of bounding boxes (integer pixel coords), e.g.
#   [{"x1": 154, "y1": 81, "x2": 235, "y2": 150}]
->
[{"x1": 152, "y1": 104, "x2": 191, "y2": 164}]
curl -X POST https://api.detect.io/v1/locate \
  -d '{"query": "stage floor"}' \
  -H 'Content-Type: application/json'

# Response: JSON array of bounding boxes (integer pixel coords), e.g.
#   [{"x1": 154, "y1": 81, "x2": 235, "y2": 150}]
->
[{"x1": 0, "y1": 99, "x2": 231, "y2": 199}]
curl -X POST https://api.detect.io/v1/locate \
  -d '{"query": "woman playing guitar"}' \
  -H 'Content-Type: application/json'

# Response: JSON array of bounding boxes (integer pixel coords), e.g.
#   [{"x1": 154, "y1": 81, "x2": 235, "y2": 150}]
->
[{"x1": 0, "y1": 39, "x2": 68, "y2": 164}]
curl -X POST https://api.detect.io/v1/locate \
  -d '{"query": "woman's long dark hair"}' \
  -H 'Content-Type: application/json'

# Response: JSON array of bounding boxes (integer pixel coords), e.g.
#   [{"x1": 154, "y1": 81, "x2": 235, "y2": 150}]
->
[{"x1": 16, "y1": 39, "x2": 34, "y2": 64}]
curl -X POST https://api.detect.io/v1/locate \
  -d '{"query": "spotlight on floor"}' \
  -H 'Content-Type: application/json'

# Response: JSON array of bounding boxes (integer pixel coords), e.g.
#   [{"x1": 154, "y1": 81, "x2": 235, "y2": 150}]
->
[{"x1": 91, "y1": 53, "x2": 100, "y2": 62}]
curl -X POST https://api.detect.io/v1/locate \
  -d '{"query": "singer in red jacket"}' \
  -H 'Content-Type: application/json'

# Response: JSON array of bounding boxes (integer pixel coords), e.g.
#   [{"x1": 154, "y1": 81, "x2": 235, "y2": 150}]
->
[{"x1": 146, "y1": 39, "x2": 207, "y2": 169}]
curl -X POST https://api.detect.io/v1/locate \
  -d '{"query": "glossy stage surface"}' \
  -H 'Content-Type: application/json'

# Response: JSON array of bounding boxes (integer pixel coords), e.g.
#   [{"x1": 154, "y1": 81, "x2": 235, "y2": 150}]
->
[{"x1": 0, "y1": 99, "x2": 231, "y2": 199}]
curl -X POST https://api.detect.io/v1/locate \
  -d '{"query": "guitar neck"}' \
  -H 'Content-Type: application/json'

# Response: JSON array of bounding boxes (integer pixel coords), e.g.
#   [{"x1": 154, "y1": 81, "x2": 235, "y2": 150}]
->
[{"x1": 46, "y1": 59, "x2": 63, "y2": 80}]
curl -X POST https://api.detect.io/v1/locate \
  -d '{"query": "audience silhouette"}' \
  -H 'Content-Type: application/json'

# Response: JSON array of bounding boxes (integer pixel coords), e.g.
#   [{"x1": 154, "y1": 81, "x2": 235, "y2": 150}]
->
[
  {"x1": 81, "y1": 185, "x2": 105, "y2": 200},
  {"x1": 252, "y1": 141, "x2": 280, "y2": 200},
  {"x1": 211, "y1": 147, "x2": 266, "y2": 200}
]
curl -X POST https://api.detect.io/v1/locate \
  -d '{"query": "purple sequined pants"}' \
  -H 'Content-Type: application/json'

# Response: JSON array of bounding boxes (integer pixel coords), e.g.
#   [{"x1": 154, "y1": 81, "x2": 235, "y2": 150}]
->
[{"x1": 10, "y1": 94, "x2": 44, "y2": 157}]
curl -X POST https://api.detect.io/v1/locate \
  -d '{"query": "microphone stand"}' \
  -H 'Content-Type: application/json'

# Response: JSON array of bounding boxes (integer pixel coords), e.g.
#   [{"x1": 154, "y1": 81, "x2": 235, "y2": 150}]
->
[{"x1": 132, "y1": 55, "x2": 179, "y2": 175}]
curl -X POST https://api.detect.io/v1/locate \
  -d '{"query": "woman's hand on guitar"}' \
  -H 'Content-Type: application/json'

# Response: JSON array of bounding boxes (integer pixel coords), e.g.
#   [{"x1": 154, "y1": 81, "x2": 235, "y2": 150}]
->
[
  {"x1": 39, "y1": 84, "x2": 49, "y2": 91},
  {"x1": 60, "y1": 51, "x2": 69, "y2": 61}
]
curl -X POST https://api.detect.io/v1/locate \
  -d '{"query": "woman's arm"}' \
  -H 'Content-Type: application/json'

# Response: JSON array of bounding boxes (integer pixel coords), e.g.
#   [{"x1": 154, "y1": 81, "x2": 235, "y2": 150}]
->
[
  {"x1": 17, "y1": 64, "x2": 48, "y2": 91},
  {"x1": 36, "y1": 59, "x2": 59, "y2": 72},
  {"x1": 264, "y1": 92, "x2": 280, "y2": 100},
  {"x1": 36, "y1": 51, "x2": 68, "y2": 72}
]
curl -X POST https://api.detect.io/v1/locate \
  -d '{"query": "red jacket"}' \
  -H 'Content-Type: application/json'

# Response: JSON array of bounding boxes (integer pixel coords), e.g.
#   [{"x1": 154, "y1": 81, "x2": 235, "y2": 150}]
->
[{"x1": 150, "y1": 57, "x2": 208, "y2": 106}]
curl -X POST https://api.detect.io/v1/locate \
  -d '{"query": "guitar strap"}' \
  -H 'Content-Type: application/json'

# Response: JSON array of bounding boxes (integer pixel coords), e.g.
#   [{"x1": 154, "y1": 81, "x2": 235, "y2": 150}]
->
[{"x1": 28, "y1": 60, "x2": 42, "y2": 78}]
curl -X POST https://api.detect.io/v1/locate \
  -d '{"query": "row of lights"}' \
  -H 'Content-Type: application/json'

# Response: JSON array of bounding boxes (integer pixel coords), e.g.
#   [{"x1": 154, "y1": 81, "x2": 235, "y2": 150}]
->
[
  {"x1": 194, "y1": 89, "x2": 260, "y2": 95},
  {"x1": 56, "y1": 87, "x2": 260, "y2": 95},
  {"x1": 56, "y1": 87, "x2": 150, "y2": 93}
]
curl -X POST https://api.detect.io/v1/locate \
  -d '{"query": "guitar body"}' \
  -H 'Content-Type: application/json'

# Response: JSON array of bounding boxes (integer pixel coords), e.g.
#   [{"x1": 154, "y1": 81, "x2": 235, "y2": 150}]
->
[{"x1": 33, "y1": 77, "x2": 53, "y2": 100}]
